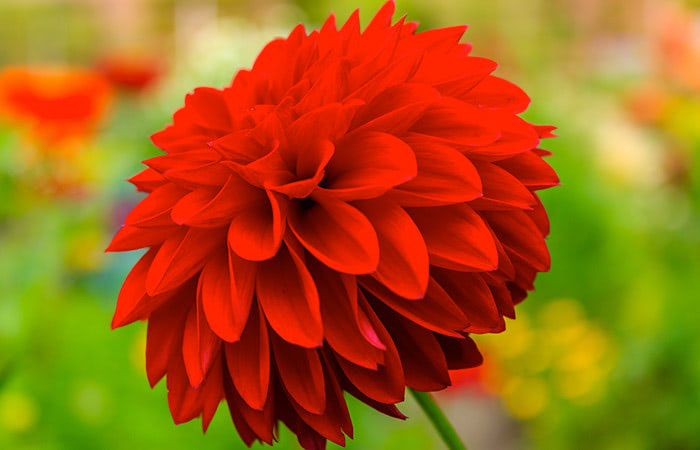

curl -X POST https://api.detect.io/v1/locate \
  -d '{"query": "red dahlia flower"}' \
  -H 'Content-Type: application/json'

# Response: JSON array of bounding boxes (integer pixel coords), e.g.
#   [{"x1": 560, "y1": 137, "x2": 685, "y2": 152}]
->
[
  {"x1": 0, "y1": 66, "x2": 112, "y2": 148},
  {"x1": 108, "y1": 2, "x2": 558, "y2": 448}
]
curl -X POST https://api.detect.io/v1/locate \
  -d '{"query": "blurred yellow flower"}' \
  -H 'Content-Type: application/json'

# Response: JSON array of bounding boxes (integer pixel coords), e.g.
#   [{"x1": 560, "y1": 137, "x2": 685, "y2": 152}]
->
[{"x1": 0, "y1": 391, "x2": 38, "y2": 433}]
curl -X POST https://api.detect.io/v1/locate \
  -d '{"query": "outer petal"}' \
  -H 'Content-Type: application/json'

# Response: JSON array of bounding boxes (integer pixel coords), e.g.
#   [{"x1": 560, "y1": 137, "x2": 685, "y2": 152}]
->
[
  {"x1": 271, "y1": 333, "x2": 326, "y2": 415},
  {"x1": 308, "y1": 258, "x2": 384, "y2": 369},
  {"x1": 407, "y1": 203, "x2": 499, "y2": 271},
  {"x1": 146, "y1": 227, "x2": 226, "y2": 296},
  {"x1": 225, "y1": 305, "x2": 270, "y2": 411},
  {"x1": 391, "y1": 132, "x2": 482, "y2": 206}
]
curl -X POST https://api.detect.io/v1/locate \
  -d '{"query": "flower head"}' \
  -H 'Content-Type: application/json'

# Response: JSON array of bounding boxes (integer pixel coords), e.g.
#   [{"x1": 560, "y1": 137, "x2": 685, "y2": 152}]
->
[
  {"x1": 108, "y1": 2, "x2": 558, "y2": 448},
  {"x1": 0, "y1": 66, "x2": 112, "y2": 148}
]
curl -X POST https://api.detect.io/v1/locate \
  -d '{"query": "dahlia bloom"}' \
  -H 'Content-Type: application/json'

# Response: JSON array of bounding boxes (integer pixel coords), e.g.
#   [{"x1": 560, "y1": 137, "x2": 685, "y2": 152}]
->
[
  {"x1": 0, "y1": 66, "x2": 112, "y2": 148},
  {"x1": 108, "y1": 2, "x2": 558, "y2": 448}
]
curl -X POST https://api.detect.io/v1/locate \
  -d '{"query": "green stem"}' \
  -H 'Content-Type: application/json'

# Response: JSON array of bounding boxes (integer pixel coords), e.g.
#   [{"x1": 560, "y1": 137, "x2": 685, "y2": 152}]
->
[{"x1": 409, "y1": 388, "x2": 467, "y2": 450}]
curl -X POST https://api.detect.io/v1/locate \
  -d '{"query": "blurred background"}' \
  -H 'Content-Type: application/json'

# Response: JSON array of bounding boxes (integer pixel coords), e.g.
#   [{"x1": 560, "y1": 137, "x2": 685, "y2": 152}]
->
[{"x1": 0, "y1": 0, "x2": 699, "y2": 449}]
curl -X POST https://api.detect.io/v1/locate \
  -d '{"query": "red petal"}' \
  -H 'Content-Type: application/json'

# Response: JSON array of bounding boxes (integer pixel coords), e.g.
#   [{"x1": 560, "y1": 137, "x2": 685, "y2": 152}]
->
[
  {"x1": 407, "y1": 203, "x2": 498, "y2": 271},
  {"x1": 391, "y1": 132, "x2": 482, "y2": 206},
  {"x1": 257, "y1": 243, "x2": 323, "y2": 347},
  {"x1": 146, "y1": 227, "x2": 226, "y2": 296},
  {"x1": 484, "y1": 210, "x2": 550, "y2": 272},
  {"x1": 495, "y1": 150, "x2": 559, "y2": 190},
  {"x1": 361, "y1": 277, "x2": 469, "y2": 337},
  {"x1": 335, "y1": 297, "x2": 405, "y2": 404},
  {"x1": 410, "y1": 97, "x2": 500, "y2": 147},
  {"x1": 308, "y1": 258, "x2": 384, "y2": 369},
  {"x1": 111, "y1": 248, "x2": 171, "y2": 328},
  {"x1": 225, "y1": 305, "x2": 270, "y2": 410},
  {"x1": 431, "y1": 268, "x2": 504, "y2": 334},
  {"x1": 377, "y1": 305, "x2": 451, "y2": 391},
  {"x1": 320, "y1": 131, "x2": 416, "y2": 201},
  {"x1": 271, "y1": 333, "x2": 326, "y2": 414},
  {"x1": 436, "y1": 334, "x2": 483, "y2": 370},
  {"x1": 128, "y1": 168, "x2": 167, "y2": 193},
  {"x1": 453, "y1": 75, "x2": 530, "y2": 113},
  {"x1": 146, "y1": 295, "x2": 191, "y2": 387},
  {"x1": 182, "y1": 300, "x2": 222, "y2": 387},
  {"x1": 228, "y1": 189, "x2": 289, "y2": 261},
  {"x1": 106, "y1": 225, "x2": 175, "y2": 252},
  {"x1": 288, "y1": 196, "x2": 379, "y2": 274},
  {"x1": 223, "y1": 370, "x2": 276, "y2": 445},
  {"x1": 171, "y1": 175, "x2": 262, "y2": 227},
  {"x1": 185, "y1": 87, "x2": 231, "y2": 131},
  {"x1": 287, "y1": 361, "x2": 351, "y2": 446},
  {"x1": 199, "y1": 250, "x2": 237, "y2": 342},
  {"x1": 469, "y1": 160, "x2": 536, "y2": 210},
  {"x1": 355, "y1": 198, "x2": 429, "y2": 299},
  {"x1": 124, "y1": 183, "x2": 186, "y2": 228},
  {"x1": 350, "y1": 83, "x2": 440, "y2": 135}
]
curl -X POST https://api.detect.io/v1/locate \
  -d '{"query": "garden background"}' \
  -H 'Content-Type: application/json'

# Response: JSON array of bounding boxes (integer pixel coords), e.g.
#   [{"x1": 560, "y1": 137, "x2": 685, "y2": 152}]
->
[{"x1": 0, "y1": 0, "x2": 699, "y2": 448}]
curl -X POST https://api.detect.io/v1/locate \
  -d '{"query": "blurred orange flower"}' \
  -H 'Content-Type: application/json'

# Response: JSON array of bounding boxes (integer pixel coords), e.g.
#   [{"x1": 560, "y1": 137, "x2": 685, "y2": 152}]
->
[
  {"x1": 0, "y1": 66, "x2": 112, "y2": 149},
  {"x1": 97, "y1": 53, "x2": 164, "y2": 93}
]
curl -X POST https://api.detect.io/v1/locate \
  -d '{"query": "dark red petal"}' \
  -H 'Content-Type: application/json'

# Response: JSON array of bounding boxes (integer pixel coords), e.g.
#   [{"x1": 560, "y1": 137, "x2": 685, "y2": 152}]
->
[
  {"x1": 484, "y1": 210, "x2": 550, "y2": 272},
  {"x1": 257, "y1": 244, "x2": 323, "y2": 347},
  {"x1": 391, "y1": 132, "x2": 482, "y2": 206},
  {"x1": 223, "y1": 370, "x2": 276, "y2": 445},
  {"x1": 146, "y1": 295, "x2": 191, "y2": 387},
  {"x1": 335, "y1": 296, "x2": 405, "y2": 404},
  {"x1": 407, "y1": 203, "x2": 498, "y2": 271},
  {"x1": 225, "y1": 305, "x2": 270, "y2": 410},
  {"x1": 377, "y1": 305, "x2": 451, "y2": 391},
  {"x1": 228, "y1": 248, "x2": 257, "y2": 337},
  {"x1": 431, "y1": 268, "x2": 504, "y2": 334},
  {"x1": 271, "y1": 333, "x2": 326, "y2": 414},
  {"x1": 182, "y1": 300, "x2": 222, "y2": 387},
  {"x1": 287, "y1": 361, "x2": 351, "y2": 446},
  {"x1": 355, "y1": 198, "x2": 429, "y2": 299},
  {"x1": 199, "y1": 357, "x2": 225, "y2": 432},
  {"x1": 308, "y1": 258, "x2": 384, "y2": 369},
  {"x1": 361, "y1": 277, "x2": 469, "y2": 337},
  {"x1": 436, "y1": 334, "x2": 483, "y2": 370},
  {"x1": 228, "y1": 189, "x2": 289, "y2": 261},
  {"x1": 146, "y1": 227, "x2": 226, "y2": 296},
  {"x1": 289, "y1": 196, "x2": 379, "y2": 274},
  {"x1": 320, "y1": 131, "x2": 417, "y2": 201}
]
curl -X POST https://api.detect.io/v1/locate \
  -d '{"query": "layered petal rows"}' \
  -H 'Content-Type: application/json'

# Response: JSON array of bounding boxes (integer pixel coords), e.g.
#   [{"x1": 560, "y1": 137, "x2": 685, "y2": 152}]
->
[{"x1": 108, "y1": 2, "x2": 558, "y2": 448}]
